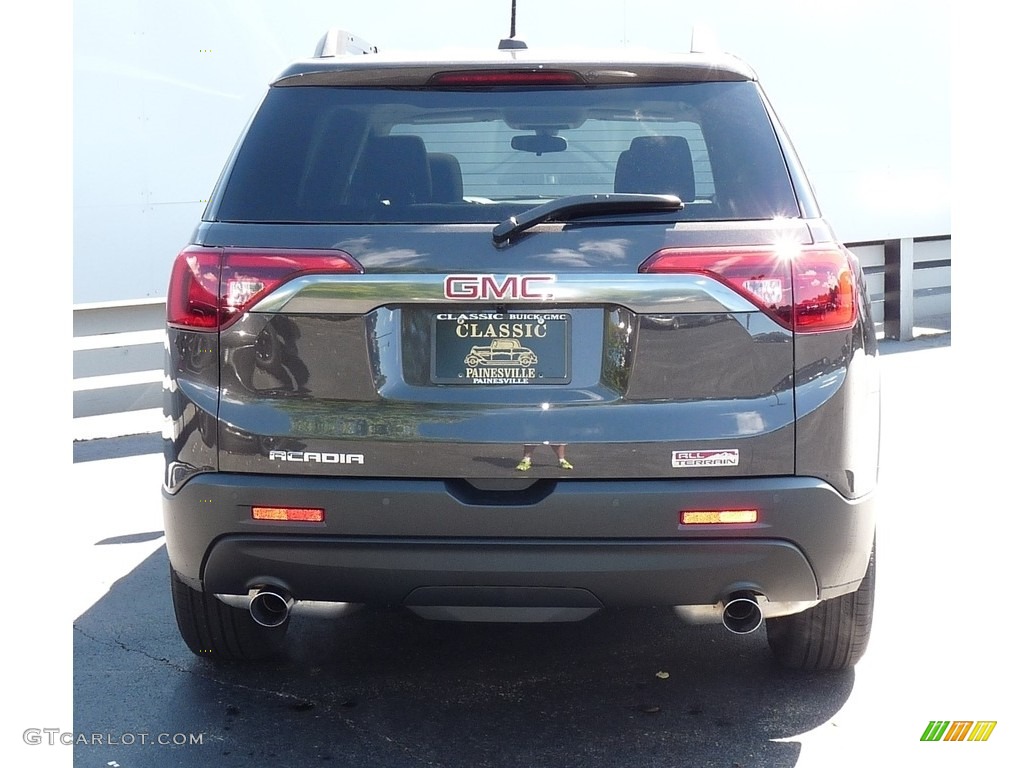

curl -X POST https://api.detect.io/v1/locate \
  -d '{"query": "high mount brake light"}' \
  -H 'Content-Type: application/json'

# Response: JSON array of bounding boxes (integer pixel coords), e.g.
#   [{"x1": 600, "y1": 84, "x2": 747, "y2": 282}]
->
[
  {"x1": 639, "y1": 245, "x2": 857, "y2": 332},
  {"x1": 428, "y1": 70, "x2": 584, "y2": 86},
  {"x1": 167, "y1": 246, "x2": 363, "y2": 330}
]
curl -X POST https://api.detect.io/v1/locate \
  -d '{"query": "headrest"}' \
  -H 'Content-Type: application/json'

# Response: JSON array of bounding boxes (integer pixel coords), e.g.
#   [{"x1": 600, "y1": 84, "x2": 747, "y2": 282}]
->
[
  {"x1": 614, "y1": 135, "x2": 695, "y2": 202},
  {"x1": 352, "y1": 135, "x2": 432, "y2": 205},
  {"x1": 428, "y1": 153, "x2": 464, "y2": 203}
]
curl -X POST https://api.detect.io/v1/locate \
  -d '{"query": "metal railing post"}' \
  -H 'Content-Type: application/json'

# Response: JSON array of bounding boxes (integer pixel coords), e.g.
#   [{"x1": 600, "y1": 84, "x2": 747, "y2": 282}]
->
[{"x1": 883, "y1": 237, "x2": 915, "y2": 340}]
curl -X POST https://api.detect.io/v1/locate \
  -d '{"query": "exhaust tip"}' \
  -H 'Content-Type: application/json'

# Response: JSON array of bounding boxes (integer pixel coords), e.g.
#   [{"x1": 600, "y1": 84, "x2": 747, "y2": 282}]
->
[
  {"x1": 249, "y1": 588, "x2": 294, "y2": 628},
  {"x1": 722, "y1": 592, "x2": 763, "y2": 635}
]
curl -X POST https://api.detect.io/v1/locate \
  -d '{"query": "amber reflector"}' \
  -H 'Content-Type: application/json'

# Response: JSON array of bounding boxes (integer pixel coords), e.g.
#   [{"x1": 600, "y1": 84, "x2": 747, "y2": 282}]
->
[
  {"x1": 252, "y1": 506, "x2": 325, "y2": 523},
  {"x1": 681, "y1": 510, "x2": 758, "y2": 525}
]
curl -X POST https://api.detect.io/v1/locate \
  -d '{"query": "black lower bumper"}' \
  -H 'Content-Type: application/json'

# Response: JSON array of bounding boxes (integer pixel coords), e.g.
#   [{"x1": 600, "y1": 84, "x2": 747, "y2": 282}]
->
[{"x1": 164, "y1": 473, "x2": 875, "y2": 607}]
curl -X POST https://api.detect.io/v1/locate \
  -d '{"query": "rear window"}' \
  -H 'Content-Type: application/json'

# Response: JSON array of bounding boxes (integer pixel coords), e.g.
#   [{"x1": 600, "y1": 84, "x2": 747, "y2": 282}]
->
[{"x1": 213, "y1": 81, "x2": 799, "y2": 224}]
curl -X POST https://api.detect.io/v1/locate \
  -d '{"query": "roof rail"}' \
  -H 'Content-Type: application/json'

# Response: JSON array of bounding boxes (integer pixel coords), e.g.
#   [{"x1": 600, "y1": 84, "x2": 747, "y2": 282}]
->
[{"x1": 314, "y1": 29, "x2": 378, "y2": 57}]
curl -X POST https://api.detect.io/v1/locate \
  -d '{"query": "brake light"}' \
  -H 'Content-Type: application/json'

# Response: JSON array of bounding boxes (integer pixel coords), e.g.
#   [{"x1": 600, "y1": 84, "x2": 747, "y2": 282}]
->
[
  {"x1": 428, "y1": 70, "x2": 584, "y2": 86},
  {"x1": 167, "y1": 246, "x2": 363, "y2": 330},
  {"x1": 638, "y1": 245, "x2": 857, "y2": 332}
]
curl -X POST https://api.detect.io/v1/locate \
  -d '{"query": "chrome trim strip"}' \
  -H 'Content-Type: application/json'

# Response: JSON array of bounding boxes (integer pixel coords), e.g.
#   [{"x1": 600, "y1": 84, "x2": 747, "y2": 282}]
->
[{"x1": 249, "y1": 273, "x2": 757, "y2": 315}]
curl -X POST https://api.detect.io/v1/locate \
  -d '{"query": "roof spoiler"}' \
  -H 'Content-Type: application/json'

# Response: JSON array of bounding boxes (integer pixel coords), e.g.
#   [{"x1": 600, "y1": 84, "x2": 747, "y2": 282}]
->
[{"x1": 314, "y1": 29, "x2": 378, "y2": 57}]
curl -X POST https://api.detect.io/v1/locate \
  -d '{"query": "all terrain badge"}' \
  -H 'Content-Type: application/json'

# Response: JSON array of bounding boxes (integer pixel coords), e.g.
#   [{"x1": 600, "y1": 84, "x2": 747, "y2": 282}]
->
[{"x1": 672, "y1": 449, "x2": 740, "y2": 468}]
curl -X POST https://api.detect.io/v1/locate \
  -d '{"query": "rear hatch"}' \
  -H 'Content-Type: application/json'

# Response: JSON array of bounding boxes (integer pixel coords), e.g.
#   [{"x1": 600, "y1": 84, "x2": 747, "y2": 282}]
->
[{"x1": 174, "y1": 70, "x2": 857, "y2": 481}]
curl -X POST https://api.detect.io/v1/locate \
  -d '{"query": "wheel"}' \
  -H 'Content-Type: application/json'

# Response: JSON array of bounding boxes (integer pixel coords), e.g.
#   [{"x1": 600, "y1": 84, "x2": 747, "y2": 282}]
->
[
  {"x1": 169, "y1": 566, "x2": 289, "y2": 661},
  {"x1": 766, "y1": 538, "x2": 875, "y2": 671}
]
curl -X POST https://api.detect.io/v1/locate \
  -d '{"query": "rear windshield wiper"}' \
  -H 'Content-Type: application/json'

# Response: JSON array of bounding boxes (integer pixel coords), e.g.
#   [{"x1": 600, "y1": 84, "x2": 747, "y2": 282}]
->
[{"x1": 492, "y1": 193, "x2": 683, "y2": 246}]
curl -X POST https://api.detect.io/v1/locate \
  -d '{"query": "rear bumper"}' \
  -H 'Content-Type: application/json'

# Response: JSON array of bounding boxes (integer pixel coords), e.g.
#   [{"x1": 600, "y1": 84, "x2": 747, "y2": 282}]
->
[{"x1": 163, "y1": 474, "x2": 875, "y2": 608}]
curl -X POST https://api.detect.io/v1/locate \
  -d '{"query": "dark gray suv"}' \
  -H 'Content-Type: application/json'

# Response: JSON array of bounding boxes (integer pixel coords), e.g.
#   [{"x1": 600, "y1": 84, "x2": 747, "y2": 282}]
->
[{"x1": 163, "y1": 29, "x2": 879, "y2": 670}]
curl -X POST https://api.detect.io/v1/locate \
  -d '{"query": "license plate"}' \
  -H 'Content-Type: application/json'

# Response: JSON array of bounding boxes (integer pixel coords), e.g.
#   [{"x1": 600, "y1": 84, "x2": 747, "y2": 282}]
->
[{"x1": 431, "y1": 311, "x2": 571, "y2": 384}]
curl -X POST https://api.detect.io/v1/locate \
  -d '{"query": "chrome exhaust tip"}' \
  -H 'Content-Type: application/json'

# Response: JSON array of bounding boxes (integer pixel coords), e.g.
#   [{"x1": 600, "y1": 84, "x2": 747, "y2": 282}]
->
[
  {"x1": 722, "y1": 592, "x2": 763, "y2": 635},
  {"x1": 248, "y1": 588, "x2": 294, "y2": 628}
]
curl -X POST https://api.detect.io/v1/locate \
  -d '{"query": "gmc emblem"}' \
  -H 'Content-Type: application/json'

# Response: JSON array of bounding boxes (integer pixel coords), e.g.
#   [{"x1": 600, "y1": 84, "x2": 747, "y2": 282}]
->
[{"x1": 443, "y1": 274, "x2": 556, "y2": 301}]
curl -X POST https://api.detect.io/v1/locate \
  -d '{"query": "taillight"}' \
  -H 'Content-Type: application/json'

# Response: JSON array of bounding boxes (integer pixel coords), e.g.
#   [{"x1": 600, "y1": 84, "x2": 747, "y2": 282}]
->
[
  {"x1": 791, "y1": 251, "x2": 857, "y2": 331},
  {"x1": 167, "y1": 247, "x2": 220, "y2": 329},
  {"x1": 167, "y1": 246, "x2": 363, "y2": 330},
  {"x1": 427, "y1": 70, "x2": 584, "y2": 86},
  {"x1": 638, "y1": 245, "x2": 857, "y2": 332}
]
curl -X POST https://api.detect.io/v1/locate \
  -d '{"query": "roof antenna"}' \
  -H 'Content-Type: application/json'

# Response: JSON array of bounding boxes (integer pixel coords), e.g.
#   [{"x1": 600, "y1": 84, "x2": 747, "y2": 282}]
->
[
  {"x1": 690, "y1": 24, "x2": 719, "y2": 54},
  {"x1": 499, "y1": 0, "x2": 528, "y2": 50}
]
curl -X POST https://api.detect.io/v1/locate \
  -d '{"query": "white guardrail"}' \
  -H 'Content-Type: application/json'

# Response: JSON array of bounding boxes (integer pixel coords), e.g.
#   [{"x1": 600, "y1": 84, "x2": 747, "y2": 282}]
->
[{"x1": 72, "y1": 235, "x2": 950, "y2": 441}]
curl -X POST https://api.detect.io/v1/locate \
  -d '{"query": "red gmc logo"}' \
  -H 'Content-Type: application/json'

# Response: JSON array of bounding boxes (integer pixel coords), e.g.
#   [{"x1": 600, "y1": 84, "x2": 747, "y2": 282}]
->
[{"x1": 443, "y1": 274, "x2": 556, "y2": 301}]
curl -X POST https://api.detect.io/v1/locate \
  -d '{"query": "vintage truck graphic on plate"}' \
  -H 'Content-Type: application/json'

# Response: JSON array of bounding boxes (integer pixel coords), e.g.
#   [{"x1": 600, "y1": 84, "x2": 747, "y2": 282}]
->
[{"x1": 464, "y1": 339, "x2": 539, "y2": 367}]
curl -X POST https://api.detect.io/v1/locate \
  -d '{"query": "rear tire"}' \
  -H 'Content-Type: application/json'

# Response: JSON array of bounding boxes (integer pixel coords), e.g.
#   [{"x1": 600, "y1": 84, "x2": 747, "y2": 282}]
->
[
  {"x1": 169, "y1": 566, "x2": 289, "y2": 661},
  {"x1": 766, "y1": 539, "x2": 875, "y2": 671}
]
